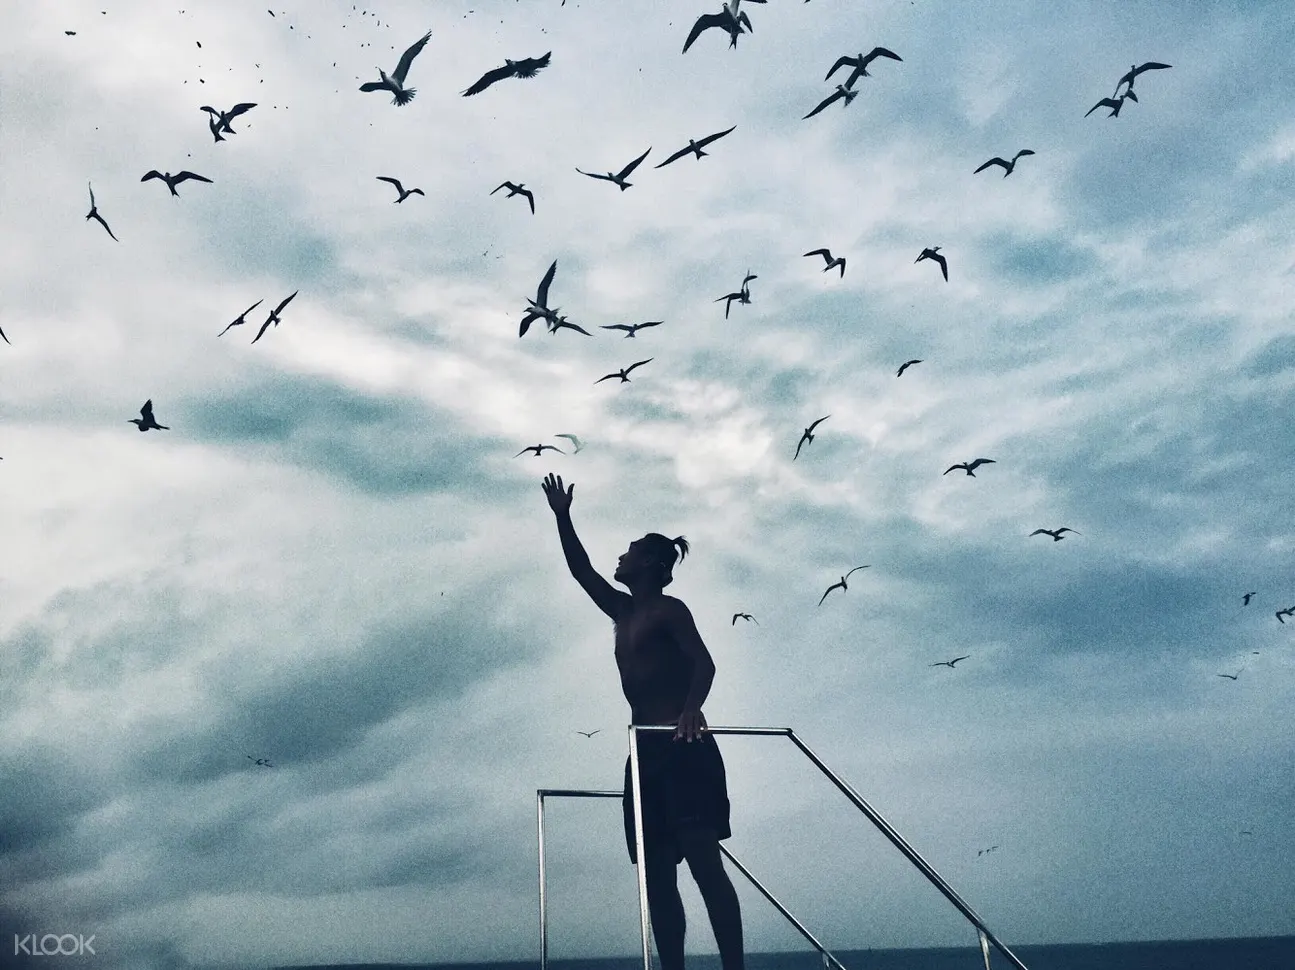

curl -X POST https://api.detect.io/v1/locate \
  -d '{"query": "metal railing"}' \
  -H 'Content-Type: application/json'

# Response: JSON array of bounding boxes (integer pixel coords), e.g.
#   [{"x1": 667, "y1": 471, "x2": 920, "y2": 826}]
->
[{"x1": 538, "y1": 724, "x2": 1029, "y2": 970}]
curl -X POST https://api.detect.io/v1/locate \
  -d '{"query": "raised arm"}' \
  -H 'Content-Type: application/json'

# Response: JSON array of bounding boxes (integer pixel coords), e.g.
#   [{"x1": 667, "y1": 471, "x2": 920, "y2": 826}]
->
[{"x1": 542, "y1": 473, "x2": 629, "y2": 621}]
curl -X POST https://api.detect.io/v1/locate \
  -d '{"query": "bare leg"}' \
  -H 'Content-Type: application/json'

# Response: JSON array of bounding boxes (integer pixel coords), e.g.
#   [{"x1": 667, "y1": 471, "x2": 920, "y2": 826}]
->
[
  {"x1": 644, "y1": 847, "x2": 685, "y2": 970},
  {"x1": 679, "y1": 825, "x2": 744, "y2": 970}
]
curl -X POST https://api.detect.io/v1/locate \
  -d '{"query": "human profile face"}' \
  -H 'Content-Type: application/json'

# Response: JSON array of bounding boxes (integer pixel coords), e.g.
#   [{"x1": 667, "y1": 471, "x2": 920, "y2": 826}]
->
[{"x1": 614, "y1": 540, "x2": 658, "y2": 585}]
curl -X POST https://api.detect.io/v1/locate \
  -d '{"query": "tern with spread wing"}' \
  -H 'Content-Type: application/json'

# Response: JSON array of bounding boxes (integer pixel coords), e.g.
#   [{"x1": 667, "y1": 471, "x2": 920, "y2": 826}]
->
[
  {"x1": 682, "y1": 0, "x2": 762, "y2": 53},
  {"x1": 931, "y1": 655, "x2": 970, "y2": 668},
  {"x1": 595, "y1": 359, "x2": 653, "y2": 384},
  {"x1": 251, "y1": 290, "x2": 298, "y2": 344},
  {"x1": 803, "y1": 83, "x2": 858, "y2": 120},
  {"x1": 218, "y1": 299, "x2": 263, "y2": 337},
  {"x1": 359, "y1": 30, "x2": 431, "y2": 105},
  {"x1": 974, "y1": 149, "x2": 1034, "y2": 176},
  {"x1": 128, "y1": 399, "x2": 169, "y2": 432},
  {"x1": 804, "y1": 248, "x2": 845, "y2": 276},
  {"x1": 142, "y1": 170, "x2": 213, "y2": 197},
  {"x1": 1030, "y1": 527, "x2": 1080, "y2": 541},
  {"x1": 376, "y1": 176, "x2": 424, "y2": 203},
  {"x1": 794, "y1": 415, "x2": 830, "y2": 460},
  {"x1": 601, "y1": 321, "x2": 663, "y2": 338},
  {"x1": 516, "y1": 444, "x2": 564, "y2": 458},
  {"x1": 576, "y1": 147, "x2": 652, "y2": 191},
  {"x1": 825, "y1": 47, "x2": 902, "y2": 86},
  {"x1": 462, "y1": 52, "x2": 551, "y2": 96},
  {"x1": 654, "y1": 126, "x2": 736, "y2": 168},
  {"x1": 1115, "y1": 61, "x2": 1171, "y2": 98},
  {"x1": 916, "y1": 246, "x2": 948, "y2": 281},
  {"x1": 85, "y1": 182, "x2": 117, "y2": 240},
  {"x1": 491, "y1": 181, "x2": 534, "y2": 213},
  {"x1": 818, "y1": 566, "x2": 869, "y2": 607},
  {"x1": 945, "y1": 458, "x2": 995, "y2": 476},
  {"x1": 896, "y1": 359, "x2": 922, "y2": 377},
  {"x1": 520, "y1": 259, "x2": 560, "y2": 337}
]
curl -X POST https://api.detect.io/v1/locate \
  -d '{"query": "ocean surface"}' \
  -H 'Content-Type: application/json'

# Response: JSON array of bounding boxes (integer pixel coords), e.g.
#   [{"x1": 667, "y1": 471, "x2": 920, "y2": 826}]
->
[{"x1": 272, "y1": 936, "x2": 1295, "y2": 970}]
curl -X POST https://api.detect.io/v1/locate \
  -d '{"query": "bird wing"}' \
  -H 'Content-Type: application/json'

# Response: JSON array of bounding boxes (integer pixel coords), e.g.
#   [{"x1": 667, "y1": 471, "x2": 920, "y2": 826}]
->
[
  {"x1": 601, "y1": 324, "x2": 632, "y2": 332},
  {"x1": 738, "y1": 10, "x2": 753, "y2": 31},
  {"x1": 863, "y1": 46, "x2": 902, "y2": 66},
  {"x1": 141, "y1": 170, "x2": 164, "y2": 182},
  {"x1": 803, "y1": 89, "x2": 842, "y2": 119},
  {"x1": 808, "y1": 414, "x2": 831, "y2": 432},
  {"x1": 804, "y1": 248, "x2": 832, "y2": 261},
  {"x1": 576, "y1": 168, "x2": 612, "y2": 182},
  {"x1": 594, "y1": 372, "x2": 619, "y2": 384},
  {"x1": 519, "y1": 312, "x2": 542, "y2": 338},
  {"x1": 554, "y1": 434, "x2": 582, "y2": 449},
  {"x1": 817, "y1": 582, "x2": 842, "y2": 606},
  {"x1": 654, "y1": 145, "x2": 691, "y2": 168},
  {"x1": 1014, "y1": 149, "x2": 1036, "y2": 160},
  {"x1": 845, "y1": 565, "x2": 870, "y2": 579},
  {"x1": 636, "y1": 321, "x2": 663, "y2": 330},
  {"x1": 513, "y1": 52, "x2": 551, "y2": 78},
  {"x1": 968, "y1": 458, "x2": 995, "y2": 470},
  {"x1": 697, "y1": 125, "x2": 736, "y2": 147},
  {"x1": 541, "y1": 445, "x2": 565, "y2": 453},
  {"x1": 943, "y1": 464, "x2": 966, "y2": 475},
  {"x1": 625, "y1": 358, "x2": 653, "y2": 374},
  {"x1": 251, "y1": 317, "x2": 273, "y2": 343},
  {"x1": 536, "y1": 259, "x2": 557, "y2": 307},
  {"x1": 682, "y1": 12, "x2": 726, "y2": 52},
  {"x1": 934, "y1": 252, "x2": 948, "y2": 280},
  {"x1": 1133, "y1": 61, "x2": 1171, "y2": 77},
  {"x1": 173, "y1": 171, "x2": 212, "y2": 184},
  {"x1": 825, "y1": 55, "x2": 857, "y2": 81},
  {"x1": 793, "y1": 432, "x2": 808, "y2": 460},
  {"x1": 520, "y1": 188, "x2": 535, "y2": 213},
  {"x1": 1085, "y1": 97, "x2": 1120, "y2": 116},
  {"x1": 392, "y1": 30, "x2": 432, "y2": 83},
  {"x1": 90, "y1": 211, "x2": 118, "y2": 241},
  {"x1": 359, "y1": 80, "x2": 392, "y2": 93},
  {"x1": 1029, "y1": 529, "x2": 1050, "y2": 537},
  {"x1": 273, "y1": 290, "x2": 299, "y2": 314},
  {"x1": 199, "y1": 105, "x2": 220, "y2": 116},
  {"x1": 897, "y1": 359, "x2": 921, "y2": 376},
  {"x1": 376, "y1": 176, "x2": 404, "y2": 191},
  {"x1": 617, "y1": 147, "x2": 652, "y2": 179},
  {"x1": 950, "y1": 655, "x2": 969, "y2": 665},
  {"x1": 555, "y1": 320, "x2": 592, "y2": 335},
  {"x1": 513, "y1": 447, "x2": 536, "y2": 457},
  {"x1": 490, "y1": 182, "x2": 511, "y2": 195},
  {"x1": 141, "y1": 400, "x2": 155, "y2": 420},
  {"x1": 462, "y1": 64, "x2": 511, "y2": 96},
  {"x1": 974, "y1": 157, "x2": 1008, "y2": 174},
  {"x1": 226, "y1": 102, "x2": 257, "y2": 120}
]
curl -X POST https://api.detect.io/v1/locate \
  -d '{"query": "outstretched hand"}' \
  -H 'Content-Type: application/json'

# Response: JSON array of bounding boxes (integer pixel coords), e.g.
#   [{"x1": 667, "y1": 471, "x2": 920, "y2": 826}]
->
[{"x1": 542, "y1": 473, "x2": 574, "y2": 515}]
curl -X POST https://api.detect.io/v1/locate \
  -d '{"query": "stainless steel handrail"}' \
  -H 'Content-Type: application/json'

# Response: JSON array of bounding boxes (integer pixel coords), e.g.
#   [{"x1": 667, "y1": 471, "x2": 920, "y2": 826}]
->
[{"x1": 536, "y1": 788, "x2": 847, "y2": 970}]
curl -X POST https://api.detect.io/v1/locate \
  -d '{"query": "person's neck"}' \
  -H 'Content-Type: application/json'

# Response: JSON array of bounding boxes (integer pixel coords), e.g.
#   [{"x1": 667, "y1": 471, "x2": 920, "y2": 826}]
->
[{"x1": 627, "y1": 583, "x2": 665, "y2": 605}]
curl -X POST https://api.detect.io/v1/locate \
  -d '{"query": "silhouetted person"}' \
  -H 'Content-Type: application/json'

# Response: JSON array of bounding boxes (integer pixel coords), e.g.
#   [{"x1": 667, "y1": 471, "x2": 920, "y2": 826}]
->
[{"x1": 542, "y1": 472, "x2": 744, "y2": 970}]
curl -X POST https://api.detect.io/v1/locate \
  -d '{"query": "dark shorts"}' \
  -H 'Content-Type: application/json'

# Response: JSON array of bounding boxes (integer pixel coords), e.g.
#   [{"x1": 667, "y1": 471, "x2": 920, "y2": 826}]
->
[{"x1": 622, "y1": 732, "x2": 732, "y2": 865}]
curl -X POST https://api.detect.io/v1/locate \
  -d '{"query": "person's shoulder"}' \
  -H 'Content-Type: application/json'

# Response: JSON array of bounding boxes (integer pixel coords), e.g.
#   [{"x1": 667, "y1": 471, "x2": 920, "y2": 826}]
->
[{"x1": 660, "y1": 594, "x2": 692, "y2": 616}]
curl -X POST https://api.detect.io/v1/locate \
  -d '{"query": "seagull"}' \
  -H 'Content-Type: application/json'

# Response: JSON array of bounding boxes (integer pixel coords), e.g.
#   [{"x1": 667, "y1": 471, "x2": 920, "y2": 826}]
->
[
  {"x1": 85, "y1": 182, "x2": 117, "y2": 240},
  {"x1": 548, "y1": 315, "x2": 592, "y2": 336},
  {"x1": 1115, "y1": 61, "x2": 1171, "y2": 98},
  {"x1": 554, "y1": 434, "x2": 584, "y2": 453},
  {"x1": 974, "y1": 149, "x2": 1035, "y2": 177},
  {"x1": 1030, "y1": 527, "x2": 1080, "y2": 541},
  {"x1": 217, "y1": 299, "x2": 263, "y2": 336},
  {"x1": 359, "y1": 29, "x2": 431, "y2": 105},
  {"x1": 576, "y1": 147, "x2": 652, "y2": 191},
  {"x1": 817, "y1": 566, "x2": 870, "y2": 607},
  {"x1": 794, "y1": 415, "x2": 830, "y2": 460},
  {"x1": 916, "y1": 246, "x2": 948, "y2": 281},
  {"x1": 804, "y1": 248, "x2": 846, "y2": 277},
  {"x1": 1085, "y1": 94, "x2": 1131, "y2": 118},
  {"x1": 128, "y1": 399, "x2": 169, "y2": 431},
  {"x1": 491, "y1": 181, "x2": 535, "y2": 214},
  {"x1": 376, "y1": 176, "x2": 424, "y2": 203},
  {"x1": 595, "y1": 359, "x2": 653, "y2": 384},
  {"x1": 462, "y1": 52, "x2": 551, "y2": 96},
  {"x1": 1241, "y1": 592, "x2": 1256, "y2": 606},
  {"x1": 732, "y1": 613, "x2": 758, "y2": 625},
  {"x1": 803, "y1": 83, "x2": 858, "y2": 120},
  {"x1": 945, "y1": 458, "x2": 995, "y2": 476},
  {"x1": 977, "y1": 845, "x2": 999, "y2": 856},
  {"x1": 576, "y1": 729, "x2": 600, "y2": 738},
  {"x1": 682, "y1": 0, "x2": 758, "y2": 53},
  {"x1": 251, "y1": 290, "x2": 299, "y2": 344},
  {"x1": 247, "y1": 756, "x2": 274, "y2": 767},
  {"x1": 515, "y1": 444, "x2": 565, "y2": 457},
  {"x1": 654, "y1": 126, "x2": 737, "y2": 168},
  {"x1": 141, "y1": 170, "x2": 213, "y2": 197},
  {"x1": 931, "y1": 655, "x2": 970, "y2": 668},
  {"x1": 601, "y1": 321, "x2": 663, "y2": 338},
  {"x1": 825, "y1": 47, "x2": 902, "y2": 87},
  {"x1": 715, "y1": 289, "x2": 752, "y2": 318},
  {"x1": 200, "y1": 102, "x2": 256, "y2": 134},
  {"x1": 520, "y1": 259, "x2": 559, "y2": 337},
  {"x1": 1276, "y1": 607, "x2": 1294, "y2": 624},
  {"x1": 896, "y1": 359, "x2": 922, "y2": 377},
  {"x1": 1217, "y1": 671, "x2": 1240, "y2": 681}
]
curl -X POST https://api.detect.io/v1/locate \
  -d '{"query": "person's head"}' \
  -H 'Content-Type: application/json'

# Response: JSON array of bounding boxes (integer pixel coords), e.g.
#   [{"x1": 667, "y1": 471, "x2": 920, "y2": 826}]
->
[{"x1": 614, "y1": 533, "x2": 690, "y2": 590}]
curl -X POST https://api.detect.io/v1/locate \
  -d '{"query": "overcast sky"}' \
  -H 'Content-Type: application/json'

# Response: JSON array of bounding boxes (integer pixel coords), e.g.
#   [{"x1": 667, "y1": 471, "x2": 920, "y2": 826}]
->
[{"x1": 2, "y1": 0, "x2": 1294, "y2": 968}]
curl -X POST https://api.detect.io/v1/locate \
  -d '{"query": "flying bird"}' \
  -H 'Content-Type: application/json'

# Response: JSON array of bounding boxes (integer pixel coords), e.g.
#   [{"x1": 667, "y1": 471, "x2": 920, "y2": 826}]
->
[
  {"x1": 85, "y1": 182, "x2": 117, "y2": 240},
  {"x1": 1085, "y1": 94, "x2": 1131, "y2": 118},
  {"x1": 682, "y1": 0, "x2": 757, "y2": 53},
  {"x1": 200, "y1": 102, "x2": 256, "y2": 134},
  {"x1": 794, "y1": 415, "x2": 830, "y2": 460},
  {"x1": 218, "y1": 299, "x2": 264, "y2": 336},
  {"x1": 1115, "y1": 61, "x2": 1171, "y2": 97},
  {"x1": 825, "y1": 47, "x2": 902, "y2": 86},
  {"x1": 804, "y1": 248, "x2": 845, "y2": 276},
  {"x1": 359, "y1": 29, "x2": 431, "y2": 105},
  {"x1": 376, "y1": 176, "x2": 424, "y2": 203},
  {"x1": 554, "y1": 434, "x2": 584, "y2": 453},
  {"x1": 251, "y1": 290, "x2": 299, "y2": 344},
  {"x1": 945, "y1": 458, "x2": 995, "y2": 476},
  {"x1": 515, "y1": 444, "x2": 565, "y2": 457},
  {"x1": 576, "y1": 730, "x2": 600, "y2": 738},
  {"x1": 141, "y1": 170, "x2": 213, "y2": 196},
  {"x1": 247, "y1": 756, "x2": 274, "y2": 767},
  {"x1": 548, "y1": 315, "x2": 592, "y2": 336},
  {"x1": 461, "y1": 52, "x2": 551, "y2": 96},
  {"x1": 896, "y1": 359, "x2": 922, "y2": 377},
  {"x1": 576, "y1": 147, "x2": 652, "y2": 191},
  {"x1": 654, "y1": 126, "x2": 737, "y2": 168},
  {"x1": 595, "y1": 359, "x2": 653, "y2": 384},
  {"x1": 601, "y1": 321, "x2": 663, "y2": 338},
  {"x1": 1217, "y1": 671, "x2": 1240, "y2": 681},
  {"x1": 974, "y1": 149, "x2": 1035, "y2": 177},
  {"x1": 931, "y1": 656, "x2": 970, "y2": 668},
  {"x1": 1030, "y1": 527, "x2": 1080, "y2": 541},
  {"x1": 977, "y1": 845, "x2": 999, "y2": 856},
  {"x1": 915, "y1": 246, "x2": 948, "y2": 281},
  {"x1": 128, "y1": 399, "x2": 169, "y2": 432},
  {"x1": 1276, "y1": 607, "x2": 1294, "y2": 624},
  {"x1": 715, "y1": 271, "x2": 757, "y2": 319},
  {"x1": 732, "y1": 613, "x2": 758, "y2": 625},
  {"x1": 520, "y1": 259, "x2": 560, "y2": 337},
  {"x1": 1242, "y1": 592, "x2": 1256, "y2": 606},
  {"x1": 817, "y1": 566, "x2": 870, "y2": 607},
  {"x1": 491, "y1": 181, "x2": 534, "y2": 214},
  {"x1": 803, "y1": 83, "x2": 858, "y2": 120}
]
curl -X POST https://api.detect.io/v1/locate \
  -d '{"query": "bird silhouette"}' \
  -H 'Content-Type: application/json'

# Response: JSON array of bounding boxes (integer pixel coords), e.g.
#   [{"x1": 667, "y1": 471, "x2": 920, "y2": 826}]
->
[
  {"x1": 200, "y1": 102, "x2": 256, "y2": 135},
  {"x1": 945, "y1": 458, "x2": 995, "y2": 476},
  {"x1": 576, "y1": 729, "x2": 600, "y2": 738},
  {"x1": 376, "y1": 176, "x2": 424, "y2": 203},
  {"x1": 818, "y1": 566, "x2": 869, "y2": 606},
  {"x1": 141, "y1": 170, "x2": 213, "y2": 197},
  {"x1": 825, "y1": 47, "x2": 902, "y2": 87},
  {"x1": 547, "y1": 315, "x2": 591, "y2": 336},
  {"x1": 931, "y1": 655, "x2": 970, "y2": 668},
  {"x1": 1276, "y1": 607, "x2": 1294, "y2": 624},
  {"x1": 218, "y1": 299, "x2": 264, "y2": 336},
  {"x1": 491, "y1": 181, "x2": 535, "y2": 214},
  {"x1": 554, "y1": 434, "x2": 584, "y2": 454},
  {"x1": 654, "y1": 126, "x2": 737, "y2": 168},
  {"x1": 1217, "y1": 671, "x2": 1240, "y2": 681},
  {"x1": 601, "y1": 321, "x2": 663, "y2": 338},
  {"x1": 1115, "y1": 61, "x2": 1171, "y2": 98},
  {"x1": 359, "y1": 30, "x2": 431, "y2": 105},
  {"x1": 732, "y1": 612, "x2": 758, "y2": 625},
  {"x1": 803, "y1": 83, "x2": 858, "y2": 120},
  {"x1": 1030, "y1": 527, "x2": 1080, "y2": 541},
  {"x1": 251, "y1": 290, "x2": 298, "y2": 344},
  {"x1": 715, "y1": 272, "x2": 757, "y2": 318},
  {"x1": 595, "y1": 359, "x2": 654, "y2": 384},
  {"x1": 804, "y1": 248, "x2": 846, "y2": 276},
  {"x1": 916, "y1": 246, "x2": 948, "y2": 281},
  {"x1": 1085, "y1": 94, "x2": 1131, "y2": 118},
  {"x1": 515, "y1": 444, "x2": 564, "y2": 457},
  {"x1": 247, "y1": 756, "x2": 274, "y2": 767},
  {"x1": 974, "y1": 149, "x2": 1035, "y2": 177},
  {"x1": 1240, "y1": 591, "x2": 1256, "y2": 606},
  {"x1": 682, "y1": 0, "x2": 758, "y2": 53},
  {"x1": 128, "y1": 399, "x2": 169, "y2": 431},
  {"x1": 896, "y1": 359, "x2": 922, "y2": 377},
  {"x1": 520, "y1": 260, "x2": 560, "y2": 336},
  {"x1": 977, "y1": 845, "x2": 999, "y2": 856},
  {"x1": 794, "y1": 415, "x2": 830, "y2": 460},
  {"x1": 576, "y1": 147, "x2": 652, "y2": 191},
  {"x1": 462, "y1": 52, "x2": 551, "y2": 96},
  {"x1": 85, "y1": 182, "x2": 117, "y2": 240}
]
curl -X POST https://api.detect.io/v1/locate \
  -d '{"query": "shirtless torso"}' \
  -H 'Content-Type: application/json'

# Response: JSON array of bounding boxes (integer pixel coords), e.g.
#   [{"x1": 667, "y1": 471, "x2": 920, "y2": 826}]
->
[{"x1": 614, "y1": 595, "x2": 694, "y2": 726}]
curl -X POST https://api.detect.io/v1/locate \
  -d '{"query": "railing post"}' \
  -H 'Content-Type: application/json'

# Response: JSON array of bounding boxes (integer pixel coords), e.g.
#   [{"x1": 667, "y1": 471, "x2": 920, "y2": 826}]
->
[{"x1": 629, "y1": 726, "x2": 653, "y2": 970}]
